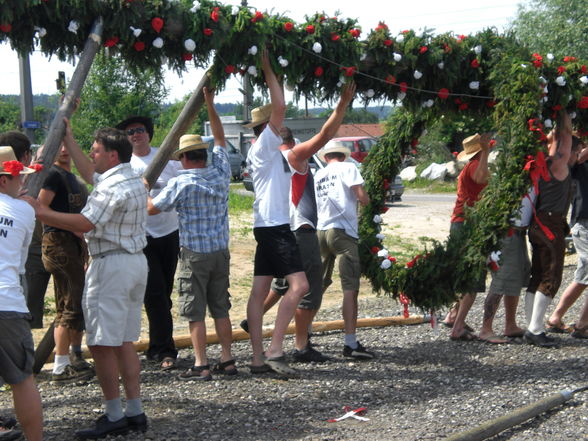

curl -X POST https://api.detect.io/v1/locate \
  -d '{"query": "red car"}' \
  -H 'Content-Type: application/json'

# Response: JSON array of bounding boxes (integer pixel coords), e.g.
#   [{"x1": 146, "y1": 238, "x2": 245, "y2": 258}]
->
[{"x1": 331, "y1": 136, "x2": 378, "y2": 163}]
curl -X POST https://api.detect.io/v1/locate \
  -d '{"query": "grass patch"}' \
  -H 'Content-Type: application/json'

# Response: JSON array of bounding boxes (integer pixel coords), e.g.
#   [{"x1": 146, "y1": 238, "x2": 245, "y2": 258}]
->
[
  {"x1": 229, "y1": 186, "x2": 255, "y2": 216},
  {"x1": 404, "y1": 178, "x2": 457, "y2": 193}
]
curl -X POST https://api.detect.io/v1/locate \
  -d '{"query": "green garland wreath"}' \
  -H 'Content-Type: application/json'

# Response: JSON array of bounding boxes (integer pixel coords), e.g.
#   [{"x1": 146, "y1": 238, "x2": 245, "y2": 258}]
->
[{"x1": 2, "y1": 1, "x2": 588, "y2": 309}]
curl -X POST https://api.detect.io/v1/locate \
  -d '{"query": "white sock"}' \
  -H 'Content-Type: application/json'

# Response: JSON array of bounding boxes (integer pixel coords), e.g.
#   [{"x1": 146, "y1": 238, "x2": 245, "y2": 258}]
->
[
  {"x1": 528, "y1": 291, "x2": 552, "y2": 335},
  {"x1": 524, "y1": 291, "x2": 535, "y2": 327},
  {"x1": 344, "y1": 334, "x2": 358, "y2": 349},
  {"x1": 53, "y1": 354, "x2": 71, "y2": 374}
]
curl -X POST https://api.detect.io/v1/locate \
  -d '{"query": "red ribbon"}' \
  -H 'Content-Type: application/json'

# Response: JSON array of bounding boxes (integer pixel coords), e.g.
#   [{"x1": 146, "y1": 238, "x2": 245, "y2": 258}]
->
[
  {"x1": 399, "y1": 293, "x2": 410, "y2": 318},
  {"x1": 523, "y1": 150, "x2": 550, "y2": 195},
  {"x1": 527, "y1": 118, "x2": 548, "y2": 142}
]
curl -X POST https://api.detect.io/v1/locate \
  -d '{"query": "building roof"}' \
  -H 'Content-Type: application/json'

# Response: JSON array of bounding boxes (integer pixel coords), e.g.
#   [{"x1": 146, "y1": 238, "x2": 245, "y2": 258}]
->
[{"x1": 335, "y1": 124, "x2": 384, "y2": 138}]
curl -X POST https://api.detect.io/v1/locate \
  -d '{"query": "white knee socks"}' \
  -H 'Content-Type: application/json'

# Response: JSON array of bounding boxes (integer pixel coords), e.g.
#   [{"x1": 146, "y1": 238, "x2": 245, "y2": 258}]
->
[
  {"x1": 524, "y1": 291, "x2": 535, "y2": 327},
  {"x1": 528, "y1": 291, "x2": 552, "y2": 335}
]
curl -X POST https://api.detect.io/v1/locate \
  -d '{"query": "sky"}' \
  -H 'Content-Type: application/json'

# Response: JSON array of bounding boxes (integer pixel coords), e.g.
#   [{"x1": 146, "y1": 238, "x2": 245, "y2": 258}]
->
[{"x1": 0, "y1": 0, "x2": 525, "y2": 105}]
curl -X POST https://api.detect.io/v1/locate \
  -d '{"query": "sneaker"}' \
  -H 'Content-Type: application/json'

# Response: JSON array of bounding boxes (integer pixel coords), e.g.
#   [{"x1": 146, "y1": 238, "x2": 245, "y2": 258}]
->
[
  {"x1": 126, "y1": 413, "x2": 148, "y2": 433},
  {"x1": 0, "y1": 417, "x2": 16, "y2": 429},
  {"x1": 343, "y1": 341, "x2": 375, "y2": 360},
  {"x1": 240, "y1": 319, "x2": 249, "y2": 333},
  {"x1": 293, "y1": 344, "x2": 329, "y2": 363},
  {"x1": 52, "y1": 364, "x2": 95, "y2": 383},
  {"x1": 0, "y1": 427, "x2": 22, "y2": 440},
  {"x1": 524, "y1": 330, "x2": 559, "y2": 347},
  {"x1": 264, "y1": 355, "x2": 298, "y2": 378},
  {"x1": 70, "y1": 351, "x2": 94, "y2": 372}
]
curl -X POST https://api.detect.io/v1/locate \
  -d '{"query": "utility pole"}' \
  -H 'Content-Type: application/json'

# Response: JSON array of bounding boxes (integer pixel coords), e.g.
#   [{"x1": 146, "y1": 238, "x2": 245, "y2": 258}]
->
[{"x1": 18, "y1": 53, "x2": 36, "y2": 142}]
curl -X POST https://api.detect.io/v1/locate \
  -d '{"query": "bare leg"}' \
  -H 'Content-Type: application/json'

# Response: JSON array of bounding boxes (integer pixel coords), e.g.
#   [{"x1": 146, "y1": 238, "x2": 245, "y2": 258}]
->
[
  {"x1": 266, "y1": 272, "x2": 307, "y2": 358},
  {"x1": 70, "y1": 328, "x2": 83, "y2": 347},
  {"x1": 54, "y1": 325, "x2": 71, "y2": 356},
  {"x1": 503, "y1": 295, "x2": 524, "y2": 336},
  {"x1": 188, "y1": 321, "x2": 209, "y2": 376},
  {"x1": 89, "y1": 345, "x2": 121, "y2": 400},
  {"x1": 262, "y1": 290, "x2": 282, "y2": 314},
  {"x1": 11, "y1": 375, "x2": 42, "y2": 441},
  {"x1": 548, "y1": 281, "x2": 587, "y2": 325},
  {"x1": 479, "y1": 292, "x2": 502, "y2": 340},
  {"x1": 213, "y1": 317, "x2": 234, "y2": 364},
  {"x1": 442, "y1": 302, "x2": 459, "y2": 325},
  {"x1": 114, "y1": 342, "x2": 141, "y2": 400},
  {"x1": 294, "y1": 308, "x2": 317, "y2": 350},
  {"x1": 450, "y1": 293, "x2": 476, "y2": 338},
  {"x1": 247, "y1": 275, "x2": 273, "y2": 365},
  {"x1": 342, "y1": 290, "x2": 359, "y2": 334},
  {"x1": 575, "y1": 294, "x2": 588, "y2": 329}
]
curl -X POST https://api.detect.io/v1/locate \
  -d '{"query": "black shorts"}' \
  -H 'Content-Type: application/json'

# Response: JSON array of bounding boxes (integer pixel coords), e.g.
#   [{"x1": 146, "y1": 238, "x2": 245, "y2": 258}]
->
[{"x1": 253, "y1": 224, "x2": 304, "y2": 277}]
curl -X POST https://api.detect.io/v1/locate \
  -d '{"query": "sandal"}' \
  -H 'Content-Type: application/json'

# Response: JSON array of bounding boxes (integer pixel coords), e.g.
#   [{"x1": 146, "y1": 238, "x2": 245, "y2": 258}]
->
[
  {"x1": 160, "y1": 357, "x2": 176, "y2": 371},
  {"x1": 212, "y1": 359, "x2": 238, "y2": 376},
  {"x1": 571, "y1": 324, "x2": 588, "y2": 339},
  {"x1": 450, "y1": 329, "x2": 478, "y2": 341},
  {"x1": 546, "y1": 321, "x2": 573, "y2": 334},
  {"x1": 178, "y1": 365, "x2": 212, "y2": 381},
  {"x1": 442, "y1": 322, "x2": 475, "y2": 333}
]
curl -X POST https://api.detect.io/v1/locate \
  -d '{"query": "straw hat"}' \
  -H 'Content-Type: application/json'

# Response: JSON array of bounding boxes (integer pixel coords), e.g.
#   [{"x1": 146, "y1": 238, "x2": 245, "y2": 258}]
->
[
  {"x1": 172, "y1": 134, "x2": 209, "y2": 160},
  {"x1": 0, "y1": 146, "x2": 34, "y2": 175},
  {"x1": 243, "y1": 104, "x2": 272, "y2": 129},
  {"x1": 317, "y1": 140, "x2": 351, "y2": 162},
  {"x1": 457, "y1": 133, "x2": 484, "y2": 161}
]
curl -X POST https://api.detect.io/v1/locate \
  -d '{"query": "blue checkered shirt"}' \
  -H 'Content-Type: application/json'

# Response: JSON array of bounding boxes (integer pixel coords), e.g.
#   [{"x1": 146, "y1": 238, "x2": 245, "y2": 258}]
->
[{"x1": 152, "y1": 146, "x2": 230, "y2": 253}]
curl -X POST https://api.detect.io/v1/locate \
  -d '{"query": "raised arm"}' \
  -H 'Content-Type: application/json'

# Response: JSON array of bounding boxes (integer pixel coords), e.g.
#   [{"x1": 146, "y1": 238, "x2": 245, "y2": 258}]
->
[
  {"x1": 471, "y1": 133, "x2": 491, "y2": 184},
  {"x1": 63, "y1": 118, "x2": 95, "y2": 185},
  {"x1": 549, "y1": 112, "x2": 573, "y2": 180},
  {"x1": 262, "y1": 49, "x2": 286, "y2": 135},
  {"x1": 288, "y1": 82, "x2": 356, "y2": 172},
  {"x1": 204, "y1": 87, "x2": 225, "y2": 148}
]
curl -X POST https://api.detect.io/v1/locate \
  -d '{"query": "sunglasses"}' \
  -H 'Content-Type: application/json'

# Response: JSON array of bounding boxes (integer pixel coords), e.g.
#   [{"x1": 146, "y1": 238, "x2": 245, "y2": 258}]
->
[{"x1": 126, "y1": 127, "x2": 146, "y2": 136}]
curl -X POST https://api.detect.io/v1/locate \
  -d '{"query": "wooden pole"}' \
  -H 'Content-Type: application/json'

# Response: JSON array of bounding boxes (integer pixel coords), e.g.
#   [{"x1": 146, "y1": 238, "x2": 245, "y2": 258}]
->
[
  {"x1": 31, "y1": 18, "x2": 103, "y2": 374},
  {"x1": 25, "y1": 17, "x2": 104, "y2": 199},
  {"x1": 142, "y1": 71, "x2": 211, "y2": 188}
]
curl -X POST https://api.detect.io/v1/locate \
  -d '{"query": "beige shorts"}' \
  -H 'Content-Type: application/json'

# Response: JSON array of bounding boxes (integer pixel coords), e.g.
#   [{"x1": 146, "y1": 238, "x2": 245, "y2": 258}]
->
[
  {"x1": 318, "y1": 228, "x2": 360, "y2": 292},
  {"x1": 83, "y1": 252, "x2": 148, "y2": 346}
]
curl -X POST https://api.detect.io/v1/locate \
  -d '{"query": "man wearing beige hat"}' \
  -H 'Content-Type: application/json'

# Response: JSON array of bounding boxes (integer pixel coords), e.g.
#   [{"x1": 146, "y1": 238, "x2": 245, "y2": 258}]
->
[
  {"x1": 447, "y1": 133, "x2": 492, "y2": 341},
  {"x1": 147, "y1": 87, "x2": 236, "y2": 381},
  {"x1": 0, "y1": 147, "x2": 43, "y2": 441},
  {"x1": 314, "y1": 140, "x2": 372, "y2": 358}
]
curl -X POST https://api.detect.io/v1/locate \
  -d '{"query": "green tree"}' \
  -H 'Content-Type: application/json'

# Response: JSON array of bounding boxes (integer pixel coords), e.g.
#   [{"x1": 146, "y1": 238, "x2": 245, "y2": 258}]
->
[
  {"x1": 0, "y1": 101, "x2": 20, "y2": 133},
  {"x1": 511, "y1": 0, "x2": 588, "y2": 59},
  {"x1": 72, "y1": 53, "x2": 168, "y2": 150},
  {"x1": 151, "y1": 96, "x2": 207, "y2": 146},
  {"x1": 319, "y1": 107, "x2": 379, "y2": 124}
]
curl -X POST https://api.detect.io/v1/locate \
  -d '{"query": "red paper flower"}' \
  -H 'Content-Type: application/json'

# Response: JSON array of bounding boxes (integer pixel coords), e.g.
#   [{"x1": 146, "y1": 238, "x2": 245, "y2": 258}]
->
[
  {"x1": 383, "y1": 39, "x2": 392, "y2": 47},
  {"x1": 386, "y1": 75, "x2": 396, "y2": 84},
  {"x1": 349, "y1": 28, "x2": 361, "y2": 38},
  {"x1": 331, "y1": 33, "x2": 340, "y2": 41},
  {"x1": 489, "y1": 139, "x2": 496, "y2": 148},
  {"x1": 182, "y1": 53, "x2": 193, "y2": 61},
  {"x1": 443, "y1": 43, "x2": 452, "y2": 54},
  {"x1": 401, "y1": 30, "x2": 410, "y2": 34},
  {"x1": 452, "y1": 151, "x2": 458, "y2": 157},
  {"x1": 470, "y1": 59, "x2": 479, "y2": 68},
  {"x1": 438, "y1": 88, "x2": 449, "y2": 100},
  {"x1": 383, "y1": 179, "x2": 390, "y2": 190},
  {"x1": 387, "y1": 256, "x2": 396, "y2": 263},
  {"x1": 532, "y1": 53, "x2": 543, "y2": 68},
  {"x1": 203, "y1": 28, "x2": 213, "y2": 36},
  {"x1": 578, "y1": 96, "x2": 588, "y2": 109},
  {"x1": 557, "y1": 65, "x2": 566, "y2": 74},
  {"x1": 375, "y1": 22, "x2": 388, "y2": 31},
  {"x1": 251, "y1": 10, "x2": 264, "y2": 23},
  {"x1": 381, "y1": 206, "x2": 389, "y2": 213},
  {"x1": 399, "y1": 82, "x2": 408, "y2": 93},
  {"x1": 151, "y1": 17, "x2": 164, "y2": 33},
  {"x1": 104, "y1": 37, "x2": 119, "y2": 47},
  {"x1": 284, "y1": 22, "x2": 294, "y2": 32},
  {"x1": 410, "y1": 138, "x2": 419, "y2": 148},
  {"x1": 29, "y1": 164, "x2": 43, "y2": 173},
  {"x1": 305, "y1": 24, "x2": 315, "y2": 34},
  {"x1": 0, "y1": 23, "x2": 12, "y2": 33},
  {"x1": 457, "y1": 34, "x2": 466, "y2": 42},
  {"x1": 371, "y1": 246, "x2": 380, "y2": 254},
  {"x1": 319, "y1": 15, "x2": 326, "y2": 22},
  {"x1": 552, "y1": 104, "x2": 562, "y2": 112},
  {"x1": 211, "y1": 7, "x2": 220, "y2": 22},
  {"x1": 459, "y1": 102, "x2": 469, "y2": 111},
  {"x1": 563, "y1": 56, "x2": 577, "y2": 62},
  {"x1": 342, "y1": 66, "x2": 356, "y2": 77},
  {"x1": 582, "y1": 65, "x2": 587, "y2": 74},
  {"x1": 225, "y1": 65, "x2": 236, "y2": 74},
  {"x1": 419, "y1": 46, "x2": 428, "y2": 54},
  {"x1": 314, "y1": 66, "x2": 323, "y2": 77},
  {"x1": 133, "y1": 41, "x2": 145, "y2": 51},
  {"x1": 2, "y1": 161, "x2": 23, "y2": 176}
]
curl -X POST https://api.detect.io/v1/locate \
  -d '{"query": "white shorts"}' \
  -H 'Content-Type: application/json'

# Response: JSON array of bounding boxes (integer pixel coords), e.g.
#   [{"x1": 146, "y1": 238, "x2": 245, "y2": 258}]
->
[
  {"x1": 572, "y1": 220, "x2": 588, "y2": 285},
  {"x1": 83, "y1": 252, "x2": 148, "y2": 346}
]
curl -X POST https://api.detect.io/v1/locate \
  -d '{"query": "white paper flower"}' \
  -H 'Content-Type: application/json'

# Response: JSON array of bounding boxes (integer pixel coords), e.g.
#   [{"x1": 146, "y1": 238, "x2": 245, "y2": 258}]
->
[
  {"x1": 396, "y1": 34, "x2": 404, "y2": 43},
  {"x1": 555, "y1": 76, "x2": 566, "y2": 86},
  {"x1": 377, "y1": 249, "x2": 389, "y2": 258},
  {"x1": 413, "y1": 70, "x2": 423, "y2": 79},
  {"x1": 278, "y1": 56, "x2": 288, "y2": 67},
  {"x1": 366, "y1": 89, "x2": 375, "y2": 98},
  {"x1": 393, "y1": 52, "x2": 402, "y2": 62},
  {"x1": 490, "y1": 251, "x2": 501, "y2": 262},
  {"x1": 360, "y1": 53, "x2": 367, "y2": 61},
  {"x1": 580, "y1": 76, "x2": 588, "y2": 85},
  {"x1": 473, "y1": 45, "x2": 482, "y2": 55},
  {"x1": 184, "y1": 39, "x2": 196, "y2": 52},
  {"x1": 190, "y1": 1, "x2": 200, "y2": 12},
  {"x1": 247, "y1": 65, "x2": 257, "y2": 76},
  {"x1": 469, "y1": 81, "x2": 480, "y2": 90},
  {"x1": 437, "y1": 61, "x2": 444, "y2": 69},
  {"x1": 336, "y1": 81, "x2": 343, "y2": 87},
  {"x1": 521, "y1": 64, "x2": 528, "y2": 68},
  {"x1": 152, "y1": 37, "x2": 164, "y2": 48},
  {"x1": 130, "y1": 26, "x2": 142, "y2": 37},
  {"x1": 68, "y1": 20, "x2": 79, "y2": 33},
  {"x1": 570, "y1": 111, "x2": 577, "y2": 119},
  {"x1": 542, "y1": 96, "x2": 549, "y2": 103},
  {"x1": 544, "y1": 118, "x2": 553, "y2": 128},
  {"x1": 380, "y1": 259, "x2": 392, "y2": 270},
  {"x1": 397, "y1": 92, "x2": 406, "y2": 100},
  {"x1": 34, "y1": 26, "x2": 47, "y2": 37},
  {"x1": 424, "y1": 99, "x2": 434, "y2": 107},
  {"x1": 248, "y1": 45, "x2": 258, "y2": 56},
  {"x1": 312, "y1": 42, "x2": 322, "y2": 54},
  {"x1": 543, "y1": 86, "x2": 549, "y2": 94},
  {"x1": 373, "y1": 214, "x2": 382, "y2": 224},
  {"x1": 539, "y1": 76, "x2": 547, "y2": 84},
  {"x1": 546, "y1": 53, "x2": 554, "y2": 61},
  {"x1": 376, "y1": 233, "x2": 385, "y2": 240},
  {"x1": 231, "y1": 5, "x2": 240, "y2": 15}
]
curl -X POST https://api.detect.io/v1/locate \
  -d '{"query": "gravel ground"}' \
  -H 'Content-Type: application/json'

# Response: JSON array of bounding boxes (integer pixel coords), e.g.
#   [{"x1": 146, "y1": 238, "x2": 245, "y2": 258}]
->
[{"x1": 3, "y1": 261, "x2": 588, "y2": 441}]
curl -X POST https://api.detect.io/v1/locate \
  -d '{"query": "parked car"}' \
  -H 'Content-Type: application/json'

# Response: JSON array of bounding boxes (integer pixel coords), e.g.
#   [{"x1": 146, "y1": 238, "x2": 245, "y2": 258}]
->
[
  {"x1": 331, "y1": 136, "x2": 378, "y2": 163},
  {"x1": 386, "y1": 175, "x2": 404, "y2": 202},
  {"x1": 202, "y1": 135, "x2": 245, "y2": 180}
]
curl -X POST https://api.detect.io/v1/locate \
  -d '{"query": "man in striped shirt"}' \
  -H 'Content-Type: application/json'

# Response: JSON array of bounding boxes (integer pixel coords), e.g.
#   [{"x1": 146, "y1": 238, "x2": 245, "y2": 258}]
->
[{"x1": 147, "y1": 87, "x2": 235, "y2": 381}]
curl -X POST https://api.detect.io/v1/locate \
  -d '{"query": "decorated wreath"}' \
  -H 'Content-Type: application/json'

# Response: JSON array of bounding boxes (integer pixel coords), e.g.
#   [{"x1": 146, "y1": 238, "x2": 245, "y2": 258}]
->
[{"x1": 2, "y1": 0, "x2": 588, "y2": 310}]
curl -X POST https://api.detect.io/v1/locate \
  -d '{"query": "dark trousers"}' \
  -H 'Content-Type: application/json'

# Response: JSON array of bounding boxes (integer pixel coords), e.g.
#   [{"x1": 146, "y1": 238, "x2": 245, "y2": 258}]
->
[
  {"x1": 143, "y1": 230, "x2": 180, "y2": 361},
  {"x1": 25, "y1": 250, "x2": 51, "y2": 329}
]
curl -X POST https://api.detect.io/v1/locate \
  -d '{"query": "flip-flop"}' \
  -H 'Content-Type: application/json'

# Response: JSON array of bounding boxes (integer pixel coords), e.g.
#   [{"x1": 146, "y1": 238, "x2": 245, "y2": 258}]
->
[
  {"x1": 545, "y1": 321, "x2": 573, "y2": 334},
  {"x1": 503, "y1": 331, "x2": 525, "y2": 338},
  {"x1": 442, "y1": 322, "x2": 475, "y2": 333},
  {"x1": 264, "y1": 355, "x2": 298, "y2": 378},
  {"x1": 479, "y1": 334, "x2": 508, "y2": 344},
  {"x1": 450, "y1": 330, "x2": 478, "y2": 341}
]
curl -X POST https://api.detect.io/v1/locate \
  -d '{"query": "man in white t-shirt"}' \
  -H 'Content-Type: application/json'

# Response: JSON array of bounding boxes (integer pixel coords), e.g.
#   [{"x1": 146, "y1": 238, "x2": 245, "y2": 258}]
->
[
  {"x1": 314, "y1": 141, "x2": 373, "y2": 359},
  {"x1": 116, "y1": 116, "x2": 182, "y2": 370},
  {"x1": 0, "y1": 146, "x2": 43, "y2": 441}
]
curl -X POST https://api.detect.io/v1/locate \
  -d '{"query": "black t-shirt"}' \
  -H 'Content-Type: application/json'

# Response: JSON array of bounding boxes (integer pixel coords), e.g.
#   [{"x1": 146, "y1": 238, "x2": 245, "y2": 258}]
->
[
  {"x1": 571, "y1": 162, "x2": 588, "y2": 224},
  {"x1": 41, "y1": 165, "x2": 88, "y2": 233}
]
